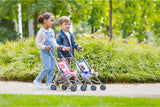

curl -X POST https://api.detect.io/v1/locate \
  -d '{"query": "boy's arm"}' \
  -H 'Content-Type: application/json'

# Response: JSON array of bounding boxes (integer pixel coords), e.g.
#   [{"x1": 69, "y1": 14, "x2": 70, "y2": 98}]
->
[
  {"x1": 73, "y1": 40, "x2": 79, "y2": 49},
  {"x1": 56, "y1": 33, "x2": 65, "y2": 47},
  {"x1": 56, "y1": 33, "x2": 69, "y2": 51},
  {"x1": 71, "y1": 35, "x2": 79, "y2": 49}
]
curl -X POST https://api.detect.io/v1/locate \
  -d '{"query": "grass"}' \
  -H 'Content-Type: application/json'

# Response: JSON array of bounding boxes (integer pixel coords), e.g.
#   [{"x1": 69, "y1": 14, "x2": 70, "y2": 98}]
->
[{"x1": 0, "y1": 94, "x2": 160, "y2": 106}]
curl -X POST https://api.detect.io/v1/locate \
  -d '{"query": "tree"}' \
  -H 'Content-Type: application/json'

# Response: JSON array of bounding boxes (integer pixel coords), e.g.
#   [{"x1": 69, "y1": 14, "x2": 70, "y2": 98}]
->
[
  {"x1": 0, "y1": 0, "x2": 19, "y2": 42},
  {"x1": 109, "y1": 0, "x2": 112, "y2": 39},
  {"x1": 0, "y1": 0, "x2": 159, "y2": 44},
  {"x1": 113, "y1": 0, "x2": 160, "y2": 43}
]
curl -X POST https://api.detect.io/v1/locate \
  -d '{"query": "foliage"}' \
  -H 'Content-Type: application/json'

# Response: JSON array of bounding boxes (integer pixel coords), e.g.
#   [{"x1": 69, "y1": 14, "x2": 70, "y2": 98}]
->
[
  {"x1": 0, "y1": 27, "x2": 20, "y2": 43},
  {"x1": 0, "y1": 38, "x2": 41, "y2": 81},
  {"x1": 113, "y1": 0, "x2": 160, "y2": 42},
  {"x1": 75, "y1": 35, "x2": 160, "y2": 83},
  {"x1": 0, "y1": 0, "x2": 159, "y2": 43},
  {"x1": 0, "y1": 18, "x2": 20, "y2": 43},
  {"x1": 0, "y1": 36, "x2": 160, "y2": 83}
]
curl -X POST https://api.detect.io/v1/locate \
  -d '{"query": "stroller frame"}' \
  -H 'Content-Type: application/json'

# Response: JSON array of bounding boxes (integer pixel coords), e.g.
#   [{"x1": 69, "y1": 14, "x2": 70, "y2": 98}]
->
[
  {"x1": 69, "y1": 50, "x2": 106, "y2": 91},
  {"x1": 49, "y1": 49, "x2": 77, "y2": 92}
]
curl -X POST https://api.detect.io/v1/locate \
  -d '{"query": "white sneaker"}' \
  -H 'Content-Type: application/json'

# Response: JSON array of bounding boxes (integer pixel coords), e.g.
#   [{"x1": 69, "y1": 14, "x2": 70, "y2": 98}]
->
[
  {"x1": 33, "y1": 80, "x2": 43, "y2": 89},
  {"x1": 46, "y1": 84, "x2": 53, "y2": 90}
]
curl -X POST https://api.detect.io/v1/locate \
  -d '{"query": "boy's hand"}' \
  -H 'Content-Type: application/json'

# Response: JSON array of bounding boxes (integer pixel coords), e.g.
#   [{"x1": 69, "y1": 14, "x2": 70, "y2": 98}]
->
[
  {"x1": 65, "y1": 47, "x2": 71, "y2": 51},
  {"x1": 77, "y1": 46, "x2": 83, "y2": 50},
  {"x1": 57, "y1": 46, "x2": 63, "y2": 50},
  {"x1": 44, "y1": 46, "x2": 51, "y2": 51}
]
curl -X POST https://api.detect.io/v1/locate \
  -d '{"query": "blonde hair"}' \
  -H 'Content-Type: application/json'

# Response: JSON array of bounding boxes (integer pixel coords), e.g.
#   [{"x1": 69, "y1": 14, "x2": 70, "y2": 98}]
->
[{"x1": 58, "y1": 16, "x2": 70, "y2": 25}]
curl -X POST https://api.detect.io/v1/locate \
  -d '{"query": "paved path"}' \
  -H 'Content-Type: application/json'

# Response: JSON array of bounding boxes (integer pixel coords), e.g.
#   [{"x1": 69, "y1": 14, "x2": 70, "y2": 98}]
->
[{"x1": 0, "y1": 81, "x2": 160, "y2": 98}]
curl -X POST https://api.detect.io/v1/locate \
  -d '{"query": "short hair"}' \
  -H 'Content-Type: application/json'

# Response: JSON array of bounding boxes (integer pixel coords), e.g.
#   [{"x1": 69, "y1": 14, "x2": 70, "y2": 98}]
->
[{"x1": 58, "y1": 16, "x2": 70, "y2": 25}]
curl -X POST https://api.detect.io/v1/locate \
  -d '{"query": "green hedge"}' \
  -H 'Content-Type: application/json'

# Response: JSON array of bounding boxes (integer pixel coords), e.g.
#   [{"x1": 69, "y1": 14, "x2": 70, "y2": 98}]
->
[{"x1": 0, "y1": 36, "x2": 160, "y2": 83}]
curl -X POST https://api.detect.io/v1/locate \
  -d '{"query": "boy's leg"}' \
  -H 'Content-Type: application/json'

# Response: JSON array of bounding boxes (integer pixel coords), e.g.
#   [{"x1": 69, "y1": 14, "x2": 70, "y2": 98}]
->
[
  {"x1": 57, "y1": 58, "x2": 63, "y2": 80},
  {"x1": 54, "y1": 58, "x2": 62, "y2": 88},
  {"x1": 64, "y1": 58, "x2": 71, "y2": 87},
  {"x1": 54, "y1": 58, "x2": 71, "y2": 87},
  {"x1": 65, "y1": 58, "x2": 71, "y2": 65}
]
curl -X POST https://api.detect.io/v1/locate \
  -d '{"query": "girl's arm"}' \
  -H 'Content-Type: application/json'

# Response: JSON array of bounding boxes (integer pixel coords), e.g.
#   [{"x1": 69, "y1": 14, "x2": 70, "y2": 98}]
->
[
  {"x1": 49, "y1": 28, "x2": 63, "y2": 50},
  {"x1": 36, "y1": 31, "x2": 46, "y2": 49},
  {"x1": 50, "y1": 28, "x2": 58, "y2": 48}
]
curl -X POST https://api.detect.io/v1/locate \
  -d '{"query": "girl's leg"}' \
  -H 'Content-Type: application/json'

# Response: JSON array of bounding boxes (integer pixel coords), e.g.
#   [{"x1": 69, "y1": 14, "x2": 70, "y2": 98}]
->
[
  {"x1": 35, "y1": 55, "x2": 51, "y2": 83},
  {"x1": 46, "y1": 56, "x2": 55, "y2": 85}
]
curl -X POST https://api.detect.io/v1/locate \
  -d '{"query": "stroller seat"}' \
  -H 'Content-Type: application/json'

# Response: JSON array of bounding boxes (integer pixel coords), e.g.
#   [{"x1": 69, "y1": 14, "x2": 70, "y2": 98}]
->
[
  {"x1": 58, "y1": 60, "x2": 76, "y2": 80},
  {"x1": 77, "y1": 58, "x2": 98, "y2": 79}
]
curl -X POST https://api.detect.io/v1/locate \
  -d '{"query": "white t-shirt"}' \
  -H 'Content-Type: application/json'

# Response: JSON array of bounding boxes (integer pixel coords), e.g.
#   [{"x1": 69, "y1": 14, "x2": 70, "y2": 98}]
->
[{"x1": 64, "y1": 31, "x2": 72, "y2": 47}]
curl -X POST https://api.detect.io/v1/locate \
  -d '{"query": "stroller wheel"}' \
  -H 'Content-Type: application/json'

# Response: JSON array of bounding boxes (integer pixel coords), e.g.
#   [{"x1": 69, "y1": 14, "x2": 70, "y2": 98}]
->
[
  {"x1": 62, "y1": 84, "x2": 67, "y2": 90},
  {"x1": 71, "y1": 85, "x2": 77, "y2": 92},
  {"x1": 51, "y1": 85, "x2": 57, "y2": 90},
  {"x1": 91, "y1": 85, "x2": 96, "y2": 91},
  {"x1": 73, "y1": 83, "x2": 77, "y2": 88},
  {"x1": 80, "y1": 85, "x2": 87, "y2": 91},
  {"x1": 83, "y1": 83, "x2": 87, "y2": 88},
  {"x1": 100, "y1": 84, "x2": 106, "y2": 90}
]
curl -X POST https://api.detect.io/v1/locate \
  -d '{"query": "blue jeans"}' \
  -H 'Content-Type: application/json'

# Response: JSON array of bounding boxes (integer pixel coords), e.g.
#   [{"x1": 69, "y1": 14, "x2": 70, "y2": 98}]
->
[{"x1": 35, "y1": 50, "x2": 55, "y2": 85}]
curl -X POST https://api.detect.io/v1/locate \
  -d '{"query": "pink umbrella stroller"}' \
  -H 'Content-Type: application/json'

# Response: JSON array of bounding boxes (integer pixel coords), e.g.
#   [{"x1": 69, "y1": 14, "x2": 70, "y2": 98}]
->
[
  {"x1": 69, "y1": 49, "x2": 106, "y2": 91},
  {"x1": 49, "y1": 49, "x2": 77, "y2": 92}
]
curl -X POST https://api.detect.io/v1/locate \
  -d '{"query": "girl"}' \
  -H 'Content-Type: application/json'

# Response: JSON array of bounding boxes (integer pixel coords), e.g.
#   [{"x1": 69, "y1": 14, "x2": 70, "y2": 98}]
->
[{"x1": 33, "y1": 12, "x2": 62, "y2": 89}]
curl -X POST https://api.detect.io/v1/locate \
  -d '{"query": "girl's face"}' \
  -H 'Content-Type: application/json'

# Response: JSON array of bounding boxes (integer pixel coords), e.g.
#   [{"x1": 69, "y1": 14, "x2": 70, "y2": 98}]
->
[
  {"x1": 60, "y1": 21, "x2": 70, "y2": 32},
  {"x1": 44, "y1": 16, "x2": 55, "y2": 28}
]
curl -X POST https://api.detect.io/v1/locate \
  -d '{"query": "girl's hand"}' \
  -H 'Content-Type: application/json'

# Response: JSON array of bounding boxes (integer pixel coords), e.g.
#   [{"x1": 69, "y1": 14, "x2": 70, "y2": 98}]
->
[
  {"x1": 77, "y1": 46, "x2": 83, "y2": 50},
  {"x1": 44, "y1": 46, "x2": 51, "y2": 51},
  {"x1": 57, "y1": 46, "x2": 63, "y2": 50}
]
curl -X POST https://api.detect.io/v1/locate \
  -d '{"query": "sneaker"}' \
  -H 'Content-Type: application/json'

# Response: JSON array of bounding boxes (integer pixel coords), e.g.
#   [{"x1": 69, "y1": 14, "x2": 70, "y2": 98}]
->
[
  {"x1": 46, "y1": 84, "x2": 52, "y2": 90},
  {"x1": 55, "y1": 82, "x2": 60, "y2": 88},
  {"x1": 33, "y1": 80, "x2": 43, "y2": 89}
]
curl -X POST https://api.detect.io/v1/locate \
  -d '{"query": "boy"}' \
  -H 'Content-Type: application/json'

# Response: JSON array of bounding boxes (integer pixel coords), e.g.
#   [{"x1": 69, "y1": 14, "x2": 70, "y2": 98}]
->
[{"x1": 55, "y1": 16, "x2": 82, "y2": 87}]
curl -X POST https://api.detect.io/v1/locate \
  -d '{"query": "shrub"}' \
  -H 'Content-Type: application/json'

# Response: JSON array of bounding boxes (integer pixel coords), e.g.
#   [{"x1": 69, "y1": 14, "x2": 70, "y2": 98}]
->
[{"x1": 1, "y1": 36, "x2": 160, "y2": 83}]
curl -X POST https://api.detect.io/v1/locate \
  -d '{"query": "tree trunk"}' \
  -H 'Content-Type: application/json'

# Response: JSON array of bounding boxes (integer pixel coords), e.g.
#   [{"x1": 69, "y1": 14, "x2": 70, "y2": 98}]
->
[
  {"x1": 91, "y1": 0, "x2": 94, "y2": 34},
  {"x1": 34, "y1": 0, "x2": 38, "y2": 36},
  {"x1": 109, "y1": 0, "x2": 112, "y2": 40},
  {"x1": 91, "y1": 25, "x2": 94, "y2": 34},
  {"x1": 28, "y1": 19, "x2": 34, "y2": 37}
]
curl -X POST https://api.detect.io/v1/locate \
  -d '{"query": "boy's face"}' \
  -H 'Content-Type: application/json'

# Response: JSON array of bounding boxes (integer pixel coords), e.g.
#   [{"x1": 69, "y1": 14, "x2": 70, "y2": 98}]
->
[{"x1": 60, "y1": 21, "x2": 70, "y2": 32}]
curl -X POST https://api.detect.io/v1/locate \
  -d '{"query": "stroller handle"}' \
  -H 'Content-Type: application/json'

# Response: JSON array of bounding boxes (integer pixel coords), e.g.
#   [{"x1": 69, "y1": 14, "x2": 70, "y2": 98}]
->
[
  {"x1": 68, "y1": 51, "x2": 85, "y2": 73},
  {"x1": 49, "y1": 48, "x2": 64, "y2": 73},
  {"x1": 76, "y1": 49, "x2": 92, "y2": 71}
]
